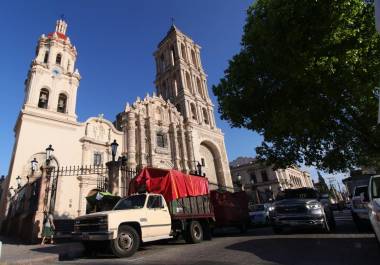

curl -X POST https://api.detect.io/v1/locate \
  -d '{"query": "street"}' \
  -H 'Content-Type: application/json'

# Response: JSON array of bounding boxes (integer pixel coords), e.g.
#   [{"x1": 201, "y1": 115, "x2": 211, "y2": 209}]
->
[{"x1": 56, "y1": 210, "x2": 379, "y2": 265}]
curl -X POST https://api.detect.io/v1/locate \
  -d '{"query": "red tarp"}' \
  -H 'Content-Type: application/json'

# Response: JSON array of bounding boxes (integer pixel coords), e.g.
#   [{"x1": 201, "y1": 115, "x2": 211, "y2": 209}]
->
[{"x1": 129, "y1": 167, "x2": 209, "y2": 202}]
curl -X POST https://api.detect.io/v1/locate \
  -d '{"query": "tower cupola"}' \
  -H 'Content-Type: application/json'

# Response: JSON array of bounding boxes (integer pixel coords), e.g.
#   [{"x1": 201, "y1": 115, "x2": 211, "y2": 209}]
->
[{"x1": 55, "y1": 19, "x2": 67, "y2": 35}]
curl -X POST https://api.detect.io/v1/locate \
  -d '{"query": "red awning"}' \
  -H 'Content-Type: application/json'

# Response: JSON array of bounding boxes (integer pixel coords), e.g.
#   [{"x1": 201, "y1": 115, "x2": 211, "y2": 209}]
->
[{"x1": 129, "y1": 167, "x2": 209, "y2": 202}]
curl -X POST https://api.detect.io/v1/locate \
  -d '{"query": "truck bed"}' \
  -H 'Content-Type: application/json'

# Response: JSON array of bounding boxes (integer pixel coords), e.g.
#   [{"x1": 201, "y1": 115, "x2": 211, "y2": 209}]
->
[{"x1": 168, "y1": 195, "x2": 214, "y2": 219}]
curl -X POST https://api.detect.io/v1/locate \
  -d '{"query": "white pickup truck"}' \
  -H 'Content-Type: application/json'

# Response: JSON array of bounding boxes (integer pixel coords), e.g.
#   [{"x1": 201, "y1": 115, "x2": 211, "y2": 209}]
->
[{"x1": 73, "y1": 193, "x2": 214, "y2": 257}]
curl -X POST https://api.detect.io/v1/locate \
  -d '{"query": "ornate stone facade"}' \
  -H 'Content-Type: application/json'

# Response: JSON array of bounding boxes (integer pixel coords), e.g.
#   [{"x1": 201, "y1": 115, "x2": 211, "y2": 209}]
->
[{"x1": 1, "y1": 20, "x2": 233, "y2": 226}]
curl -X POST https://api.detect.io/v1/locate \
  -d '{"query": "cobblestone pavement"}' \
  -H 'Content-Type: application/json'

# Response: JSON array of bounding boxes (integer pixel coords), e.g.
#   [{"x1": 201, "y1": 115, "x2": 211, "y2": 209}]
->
[{"x1": 56, "y1": 210, "x2": 379, "y2": 265}]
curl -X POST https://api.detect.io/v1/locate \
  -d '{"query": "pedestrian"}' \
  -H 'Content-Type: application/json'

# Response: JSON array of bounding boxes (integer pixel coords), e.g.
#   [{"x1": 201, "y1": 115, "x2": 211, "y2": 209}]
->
[{"x1": 41, "y1": 212, "x2": 55, "y2": 245}]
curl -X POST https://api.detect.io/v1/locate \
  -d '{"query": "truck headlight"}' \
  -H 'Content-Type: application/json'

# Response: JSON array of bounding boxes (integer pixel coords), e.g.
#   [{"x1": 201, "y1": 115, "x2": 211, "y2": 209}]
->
[
  {"x1": 268, "y1": 206, "x2": 275, "y2": 211},
  {"x1": 306, "y1": 203, "x2": 321, "y2": 210}
]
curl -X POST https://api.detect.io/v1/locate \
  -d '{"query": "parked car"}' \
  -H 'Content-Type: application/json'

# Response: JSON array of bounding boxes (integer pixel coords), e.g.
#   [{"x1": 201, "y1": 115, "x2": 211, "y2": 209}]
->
[
  {"x1": 270, "y1": 188, "x2": 335, "y2": 233},
  {"x1": 249, "y1": 203, "x2": 272, "y2": 226},
  {"x1": 364, "y1": 175, "x2": 380, "y2": 245},
  {"x1": 351, "y1": 185, "x2": 371, "y2": 232}
]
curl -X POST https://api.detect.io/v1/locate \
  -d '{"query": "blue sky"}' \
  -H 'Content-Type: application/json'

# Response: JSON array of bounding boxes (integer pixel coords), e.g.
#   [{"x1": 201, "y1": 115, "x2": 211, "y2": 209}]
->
[{"x1": 0, "y1": 1, "x2": 346, "y2": 184}]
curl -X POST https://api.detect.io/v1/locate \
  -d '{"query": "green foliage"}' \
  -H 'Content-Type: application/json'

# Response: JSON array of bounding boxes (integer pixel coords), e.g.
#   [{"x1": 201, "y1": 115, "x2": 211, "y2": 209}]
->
[{"x1": 213, "y1": 0, "x2": 380, "y2": 172}]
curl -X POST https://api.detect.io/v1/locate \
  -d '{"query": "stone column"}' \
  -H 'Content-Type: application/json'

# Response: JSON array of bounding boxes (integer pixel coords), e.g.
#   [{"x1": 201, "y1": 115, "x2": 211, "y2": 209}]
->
[
  {"x1": 147, "y1": 117, "x2": 156, "y2": 167},
  {"x1": 170, "y1": 123, "x2": 180, "y2": 169},
  {"x1": 106, "y1": 161, "x2": 120, "y2": 195},
  {"x1": 77, "y1": 176, "x2": 84, "y2": 216},
  {"x1": 32, "y1": 166, "x2": 53, "y2": 241},
  {"x1": 185, "y1": 127, "x2": 195, "y2": 171},
  {"x1": 127, "y1": 112, "x2": 136, "y2": 169},
  {"x1": 139, "y1": 116, "x2": 147, "y2": 168},
  {"x1": 179, "y1": 122, "x2": 189, "y2": 172}
]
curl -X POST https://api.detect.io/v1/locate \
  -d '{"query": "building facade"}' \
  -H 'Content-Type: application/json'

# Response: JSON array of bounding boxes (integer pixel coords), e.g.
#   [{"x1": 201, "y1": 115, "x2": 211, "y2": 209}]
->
[
  {"x1": 230, "y1": 157, "x2": 314, "y2": 203},
  {"x1": 0, "y1": 20, "x2": 233, "y2": 234}
]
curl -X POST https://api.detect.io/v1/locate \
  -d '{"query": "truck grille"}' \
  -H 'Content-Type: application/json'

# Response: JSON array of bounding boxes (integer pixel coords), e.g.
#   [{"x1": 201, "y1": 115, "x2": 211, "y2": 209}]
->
[
  {"x1": 276, "y1": 205, "x2": 307, "y2": 214},
  {"x1": 74, "y1": 217, "x2": 107, "y2": 233}
]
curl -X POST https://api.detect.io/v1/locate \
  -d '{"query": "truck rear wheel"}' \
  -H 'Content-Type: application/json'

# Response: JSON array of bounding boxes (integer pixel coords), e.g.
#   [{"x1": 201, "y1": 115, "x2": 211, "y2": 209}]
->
[
  {"x1": 185, "y1": 220, "x2": 203, "y2": 244},
  {"x1": 110, "y1": 225, "x2": 140, "y2": 258}
]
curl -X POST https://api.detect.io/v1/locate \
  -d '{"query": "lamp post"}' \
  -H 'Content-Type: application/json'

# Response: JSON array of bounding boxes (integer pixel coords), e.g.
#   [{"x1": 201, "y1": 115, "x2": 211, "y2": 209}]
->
[
  {"x1": 16, "y1": 176, "x2": 22, "y2": 189},
  {"x1": 45, "y1": 144, "x2": 54, "y2": 166},
  {"x1": 8, "y1": 186, "x2": 14, "y2": 197},
  {"x1": 31, "y1": 158, "x2": 38, "y2": 174},
  {"x1": 196, "y1": 162, "x2": 202, "y2": 176},
  {"x1": 111, "y1": 139, "x2": 119, "y2": 162}
]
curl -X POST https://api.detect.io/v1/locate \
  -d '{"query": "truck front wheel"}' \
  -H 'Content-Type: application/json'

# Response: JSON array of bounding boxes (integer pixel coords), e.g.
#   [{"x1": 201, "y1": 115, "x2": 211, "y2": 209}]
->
[
  {"x1": 185, "y1": 220, "x2": 203, "y2": 244},
  {"x1": 110, "y1": 225, "x2": 140, "y2": 258}
]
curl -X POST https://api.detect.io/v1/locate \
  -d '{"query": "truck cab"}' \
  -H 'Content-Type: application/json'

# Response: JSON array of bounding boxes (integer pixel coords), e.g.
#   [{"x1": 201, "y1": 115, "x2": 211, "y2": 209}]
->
[{"x1": 74, "y1": 193, "x2": 173, "y2": 257}]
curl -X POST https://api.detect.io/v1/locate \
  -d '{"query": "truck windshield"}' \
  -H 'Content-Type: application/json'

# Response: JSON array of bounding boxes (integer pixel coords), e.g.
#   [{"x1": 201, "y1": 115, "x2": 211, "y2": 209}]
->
[{"x1": 113, "y1": 194, "x2": 147, "y2": 210}]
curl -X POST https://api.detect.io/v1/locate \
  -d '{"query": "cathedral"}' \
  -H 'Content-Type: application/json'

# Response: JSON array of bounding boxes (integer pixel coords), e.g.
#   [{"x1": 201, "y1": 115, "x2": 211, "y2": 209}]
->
[{"x1": 0, "y1": 20, "x2": 232, "y2": 224}]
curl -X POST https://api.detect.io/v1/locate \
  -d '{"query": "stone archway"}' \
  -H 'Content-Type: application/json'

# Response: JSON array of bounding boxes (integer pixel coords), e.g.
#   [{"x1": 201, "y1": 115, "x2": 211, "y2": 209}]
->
[{"x1": 199, "y1": 141, "x2": 225, "y2": 188}]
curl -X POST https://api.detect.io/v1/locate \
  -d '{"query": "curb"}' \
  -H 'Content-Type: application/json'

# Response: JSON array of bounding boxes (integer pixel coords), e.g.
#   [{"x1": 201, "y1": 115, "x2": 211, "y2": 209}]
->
[{"x1": 0, "y1": 243, "x2": 83, "y2": 265}]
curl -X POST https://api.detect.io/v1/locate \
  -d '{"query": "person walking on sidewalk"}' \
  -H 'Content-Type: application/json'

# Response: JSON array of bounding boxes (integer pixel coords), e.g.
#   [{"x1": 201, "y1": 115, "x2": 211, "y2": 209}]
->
[{"x1": 41, "y1": 212, "x2": 55, "y2": 245}]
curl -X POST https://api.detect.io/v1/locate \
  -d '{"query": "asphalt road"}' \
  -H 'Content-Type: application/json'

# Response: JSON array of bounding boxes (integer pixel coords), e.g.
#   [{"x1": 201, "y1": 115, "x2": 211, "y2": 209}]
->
[{"x1": 57, "y1": 210, "x2": 380, "y2": 265}]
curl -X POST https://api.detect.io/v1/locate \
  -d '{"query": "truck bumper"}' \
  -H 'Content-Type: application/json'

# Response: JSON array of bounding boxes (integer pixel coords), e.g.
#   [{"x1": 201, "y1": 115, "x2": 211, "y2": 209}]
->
[
  {"x1": 72, "y1": 231, "x2": 114, "y2": 241},
  {"x1": 272, "y1": 215, "x2": 324, "y2": 228}
]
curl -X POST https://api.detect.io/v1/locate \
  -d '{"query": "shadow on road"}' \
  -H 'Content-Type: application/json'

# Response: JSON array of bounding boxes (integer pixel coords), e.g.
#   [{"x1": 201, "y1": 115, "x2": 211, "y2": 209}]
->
[{"x1": 226, "y1": 236, "x2": 380, "y2": 265}]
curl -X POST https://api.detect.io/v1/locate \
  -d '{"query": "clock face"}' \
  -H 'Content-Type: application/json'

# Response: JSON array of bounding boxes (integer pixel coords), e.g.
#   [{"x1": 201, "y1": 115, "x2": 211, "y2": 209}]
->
[{"x1": 52, "y1": 68, "x2": 60, "y2": 77}]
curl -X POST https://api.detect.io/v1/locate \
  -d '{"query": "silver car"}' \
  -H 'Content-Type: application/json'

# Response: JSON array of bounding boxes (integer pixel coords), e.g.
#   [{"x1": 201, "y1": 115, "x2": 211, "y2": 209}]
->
[
  {"x1": 351, "y1": 185, "x2": 370, "y2": 231},
  {"x1": 249, "y1": 204, "x2": 272, "y2": 226},
  {"x1": 366, "y1": 175, "x2": 380, "y2": 245}
]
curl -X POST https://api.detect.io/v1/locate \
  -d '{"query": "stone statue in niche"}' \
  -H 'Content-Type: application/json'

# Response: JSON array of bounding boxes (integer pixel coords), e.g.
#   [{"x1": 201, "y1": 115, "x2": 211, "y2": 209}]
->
[{"x1": 92, "y1": 122, "x2": 106, "y2": 141}]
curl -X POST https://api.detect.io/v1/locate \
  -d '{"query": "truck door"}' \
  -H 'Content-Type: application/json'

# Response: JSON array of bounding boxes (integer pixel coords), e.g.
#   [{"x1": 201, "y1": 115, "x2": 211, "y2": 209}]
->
[{"x1": 145, "y1": 195, "x2": 172, "y2": 237}]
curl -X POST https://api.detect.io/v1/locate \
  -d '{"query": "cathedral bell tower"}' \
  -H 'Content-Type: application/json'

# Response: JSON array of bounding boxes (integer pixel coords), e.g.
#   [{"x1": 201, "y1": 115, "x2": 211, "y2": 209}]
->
[
  {"x1": 23, "y1": 19, "x2": 81, "y2": 121},
  {"x1": 154, "y1": 25, "x2": 216, "y2": 129}
]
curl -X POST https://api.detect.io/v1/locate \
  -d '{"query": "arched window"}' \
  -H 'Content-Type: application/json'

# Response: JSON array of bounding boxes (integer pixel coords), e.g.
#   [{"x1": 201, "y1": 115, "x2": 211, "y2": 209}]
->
[
  {"x1": 56, "y1": 54, "x2": 62, "y2": 65},
  {"x1": 57, "y1": 93, "x2": 67, "y2": 113},
  {"x1": 172, "y1": 78, "x2": 178, "y2": 97},
  {"x1": 190, "y1": 103, "x2": 197, "y2": 120},
  {"x1": 202, "y1": 108, "x2": 209, "y2": 124},
  {"x1": 38, "y1": 89, "x2": 49, "y2": 109},
  {"x1": 191, "y1": 50, "x2": 197, "y2": 66},
  {"x1": 170, "y1": 45, "x2": 176, "y2": 66},
  {"x1": 43, "y1": 51, "x2": 49, "y2": 64},
  {"x1": 181, "y1": 44, "x2": 187, "y2": 62},
  {"x1": 186, "y1": 73, "x2": 193, "y2": 94},
  {"x1": 160, "y1": 54, "x2": 165, "y2": 72},
  {"x1": 156, "y1": 131, "x2": 167, "y2": 148}
]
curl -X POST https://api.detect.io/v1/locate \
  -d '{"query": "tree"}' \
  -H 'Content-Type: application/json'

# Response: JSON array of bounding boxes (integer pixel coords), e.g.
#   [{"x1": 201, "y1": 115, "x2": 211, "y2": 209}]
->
[{"x1": 213, "y1": 0, "x2": 380, "y2": 172}]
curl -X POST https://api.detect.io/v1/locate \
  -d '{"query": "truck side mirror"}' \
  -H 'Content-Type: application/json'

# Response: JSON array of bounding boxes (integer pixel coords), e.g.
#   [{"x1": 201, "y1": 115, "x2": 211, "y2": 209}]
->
[{"x1": 360, "y1": 192, "x2": 369, "y2": 203}]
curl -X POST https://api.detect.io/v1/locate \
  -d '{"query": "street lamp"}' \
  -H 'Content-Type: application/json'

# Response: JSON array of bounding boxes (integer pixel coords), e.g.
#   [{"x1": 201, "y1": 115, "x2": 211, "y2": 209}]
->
[
  {"x1": 9, "y1": 186, "x2": 14, "y2": 197},
  {"x1": 196, "y1": 162, "x2": 202, "y2": 176},
  {"x1": 111, "y1": 139, "x2": 119, "y2": 162},
  {"x1": 16, "y1": 176, "x2": 22, "y2": 189},
  {"x1": 31, "y1": 158, "x2": 38, "y2": 174},
  {"x1": 45, "y1": 144, "x2": 54, "y2": 165}
]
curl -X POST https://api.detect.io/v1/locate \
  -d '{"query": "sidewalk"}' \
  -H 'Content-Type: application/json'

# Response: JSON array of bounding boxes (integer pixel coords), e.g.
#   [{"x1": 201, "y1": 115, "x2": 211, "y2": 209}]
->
[{"x1": 0, "y1": 236, "x2": 83, "y2": 265}]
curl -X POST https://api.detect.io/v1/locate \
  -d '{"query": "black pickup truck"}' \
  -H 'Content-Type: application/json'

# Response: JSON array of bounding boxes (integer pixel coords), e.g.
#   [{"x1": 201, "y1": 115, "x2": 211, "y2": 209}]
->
[{"x1": 270, "y1": 188, "x2": 335, "y2": 233}]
